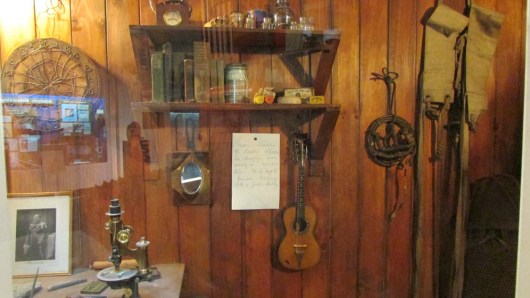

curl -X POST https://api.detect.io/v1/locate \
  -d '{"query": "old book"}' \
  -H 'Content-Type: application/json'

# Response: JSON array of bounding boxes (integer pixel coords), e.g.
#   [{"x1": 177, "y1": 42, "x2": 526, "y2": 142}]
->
[
  {"x1": 193, "y1": 42, "x2": 211, "y2": 103},
  {"x1": 151, "y1": 51, "x2": 165, "y2": 102},
  {"x1": 217, "y1": 60, "x2": 225, "y2": 103},
  {"x1": 172, "y1": 52, "x2": 185, "y2": 102},
  {"x1": 183, "y1": 59, "x2": 195, "y2": 102},
  {"x1": 209, "y1": 60, "x2": 218, "y2": 103},
  {"x1": 162, "y1": 42, "x2": 173, "y2": 102}
]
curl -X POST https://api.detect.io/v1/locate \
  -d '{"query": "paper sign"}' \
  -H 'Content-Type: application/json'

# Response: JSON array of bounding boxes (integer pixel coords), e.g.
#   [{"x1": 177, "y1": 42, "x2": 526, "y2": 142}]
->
[{"x1": 232, "y1": 133, "x2": 280, "y2": 210}]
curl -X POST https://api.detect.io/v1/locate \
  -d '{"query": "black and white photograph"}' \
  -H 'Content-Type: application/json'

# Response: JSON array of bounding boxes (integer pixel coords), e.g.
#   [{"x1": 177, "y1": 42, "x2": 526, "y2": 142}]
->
[
  {"x1": 15, "y1": 208, "x2": 56, "y2": 262},
  {"x1": 8, "y1": 193, "x2": 72, "y2": 277}
]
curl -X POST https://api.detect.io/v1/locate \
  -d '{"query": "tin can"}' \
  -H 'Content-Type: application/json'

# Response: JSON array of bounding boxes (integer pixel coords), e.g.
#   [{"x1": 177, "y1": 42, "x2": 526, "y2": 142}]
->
[{"x1": 225, "y1": 63, "x2": 249, "y2": 103}]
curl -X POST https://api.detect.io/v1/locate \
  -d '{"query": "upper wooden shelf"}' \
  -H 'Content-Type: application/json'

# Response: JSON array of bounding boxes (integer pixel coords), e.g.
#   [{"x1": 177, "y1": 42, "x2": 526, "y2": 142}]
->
[
  {"x1": 129, "y1": 25, "x2": 340, "y2": 54},
  {"x1": 131, "y1": 102, "x2": 339, "y2": 113},
  {"x1": 129, "y1": 25, "x2": 341, "y2": 98}
]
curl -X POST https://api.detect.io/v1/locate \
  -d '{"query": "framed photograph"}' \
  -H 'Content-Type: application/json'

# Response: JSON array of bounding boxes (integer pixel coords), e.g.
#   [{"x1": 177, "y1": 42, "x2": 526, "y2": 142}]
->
[{"x1": 8, "y1": 192, "x2": 73, "y2": 278}]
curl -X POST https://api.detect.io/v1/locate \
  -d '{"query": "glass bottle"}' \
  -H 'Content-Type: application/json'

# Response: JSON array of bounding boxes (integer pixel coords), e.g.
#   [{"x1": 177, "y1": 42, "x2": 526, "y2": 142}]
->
[{"x1": 272, "y1": 0, "x2": 294, "y2": 29}]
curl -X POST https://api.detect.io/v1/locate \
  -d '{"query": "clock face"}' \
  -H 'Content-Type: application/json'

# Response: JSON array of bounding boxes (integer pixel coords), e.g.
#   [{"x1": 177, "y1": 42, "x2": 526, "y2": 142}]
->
[{"x1": 163, "y1": 11, "x2": 183, "y2": 26}]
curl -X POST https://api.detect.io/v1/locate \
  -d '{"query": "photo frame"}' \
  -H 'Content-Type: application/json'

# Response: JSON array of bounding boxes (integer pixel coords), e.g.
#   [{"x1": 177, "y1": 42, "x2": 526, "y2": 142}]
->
[{"x1": 8, "y1": 192, "x2": 72, "y2": 278}]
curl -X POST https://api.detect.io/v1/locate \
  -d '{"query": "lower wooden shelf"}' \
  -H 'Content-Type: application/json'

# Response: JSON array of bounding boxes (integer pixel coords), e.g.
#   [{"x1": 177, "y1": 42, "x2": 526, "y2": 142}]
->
[
  {"x1": 132, "y1": 102, "x2": 341, "y2": 176},
  {"x1": 131, "y1": 102, "x2": 339, "y2": 113}
]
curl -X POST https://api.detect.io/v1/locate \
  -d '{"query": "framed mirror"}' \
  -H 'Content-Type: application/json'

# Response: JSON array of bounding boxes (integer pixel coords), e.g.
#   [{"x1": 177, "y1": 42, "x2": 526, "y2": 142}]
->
[{"x1": 169, "y1": 152, "x2": 211, "y2": 205}]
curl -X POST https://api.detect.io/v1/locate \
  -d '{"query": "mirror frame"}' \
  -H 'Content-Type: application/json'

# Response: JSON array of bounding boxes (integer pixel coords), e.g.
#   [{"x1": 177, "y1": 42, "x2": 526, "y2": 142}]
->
[{"x1": 170, "y1": 152, "x2": 211, "y2": 205}]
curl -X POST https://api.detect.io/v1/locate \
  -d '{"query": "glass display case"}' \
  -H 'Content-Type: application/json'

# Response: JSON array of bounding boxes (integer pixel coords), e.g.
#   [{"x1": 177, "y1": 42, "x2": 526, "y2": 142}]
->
[{"x1": 0, "y1": 0, "x2": 525, "y2": 297}]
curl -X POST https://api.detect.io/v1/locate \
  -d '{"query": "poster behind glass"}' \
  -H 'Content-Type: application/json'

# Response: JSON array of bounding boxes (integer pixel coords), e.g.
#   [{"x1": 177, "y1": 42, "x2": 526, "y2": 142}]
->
[{"x1": 2, "y1": 93, "x2": 107, "y2": 168}]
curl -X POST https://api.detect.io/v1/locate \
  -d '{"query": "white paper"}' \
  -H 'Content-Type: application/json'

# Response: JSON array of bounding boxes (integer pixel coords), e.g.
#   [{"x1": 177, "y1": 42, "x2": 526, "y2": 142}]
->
[{"x1": 232, "y1": 133, "x2": 280, "y2": 210}]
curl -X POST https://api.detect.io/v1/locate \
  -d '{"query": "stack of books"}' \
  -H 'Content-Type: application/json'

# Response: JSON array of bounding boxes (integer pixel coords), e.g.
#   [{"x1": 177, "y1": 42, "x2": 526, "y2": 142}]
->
[{"x1": 150, "y1": 42, "x2": 225, "y2": 103}]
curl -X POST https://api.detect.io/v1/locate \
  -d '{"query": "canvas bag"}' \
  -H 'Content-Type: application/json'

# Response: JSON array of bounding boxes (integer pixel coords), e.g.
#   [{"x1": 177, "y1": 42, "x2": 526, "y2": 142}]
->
[
  {"x1": 421, "y1": 4, "x2": 468, "y2": 119},
  {"x1": 465, "y1": 4, "x2": 504, "y2": 130}
]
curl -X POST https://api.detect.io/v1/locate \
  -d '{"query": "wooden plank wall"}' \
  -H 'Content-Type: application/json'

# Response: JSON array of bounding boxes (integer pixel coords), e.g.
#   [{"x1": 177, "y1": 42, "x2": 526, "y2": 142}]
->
[{"x1": 0, "y1": 0, "x2": 525, "y2": 297}]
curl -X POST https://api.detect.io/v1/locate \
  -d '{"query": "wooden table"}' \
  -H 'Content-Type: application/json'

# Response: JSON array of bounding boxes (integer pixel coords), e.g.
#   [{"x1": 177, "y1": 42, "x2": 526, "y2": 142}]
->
[{"x1": 13, "y1": 263, "x2": 185, "y2": 298}]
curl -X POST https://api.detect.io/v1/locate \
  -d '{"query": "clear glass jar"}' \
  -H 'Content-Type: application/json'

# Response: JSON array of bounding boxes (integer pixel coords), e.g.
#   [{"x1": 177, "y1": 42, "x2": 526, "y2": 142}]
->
[
  {"x1": 225, "y1": 63, "x2": 249, "y2": 103},
  {"x1": 230, "y1": 12, "x2": 245, "y2": 28},
  {"x1": 272, "y1": 0, "x2": 294, "y2": 29}
]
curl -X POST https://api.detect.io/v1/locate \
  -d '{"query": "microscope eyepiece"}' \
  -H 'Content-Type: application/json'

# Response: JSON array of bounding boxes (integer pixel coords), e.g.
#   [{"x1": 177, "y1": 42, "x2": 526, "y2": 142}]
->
[{"x1": 106, "y1": 198, "x2": 125, "y2": 216}]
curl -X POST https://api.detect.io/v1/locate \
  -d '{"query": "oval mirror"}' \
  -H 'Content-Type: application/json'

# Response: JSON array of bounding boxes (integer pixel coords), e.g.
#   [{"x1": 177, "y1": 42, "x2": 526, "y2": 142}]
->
[{"x1": 181, "y1": 161, "x2": 203, "y2": 195}]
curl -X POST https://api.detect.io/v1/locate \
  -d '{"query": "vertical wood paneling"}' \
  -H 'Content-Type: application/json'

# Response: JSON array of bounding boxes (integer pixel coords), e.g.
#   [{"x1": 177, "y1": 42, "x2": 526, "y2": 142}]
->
[
  {"x1": 139, "y1": 0, "x2": 181, "y2": 272},
  {"x1": 237, "y1": 1, "x2": 276, "y2": 295},
  {"x1": 302, "y1": 1, "x2": 333, "y2": 297},
  {"x1": 175, "y1": 111, "x2": 212, "y2": 297},
  {"x1": 145, "y1": 112, "x2": 180, "y2": 265},
  {"x1": 387, "y1": 0, "x2": 417, "y2": 297},
  {"x1": 71, "y1": 0, "x2": 112, "y2": 270},
  {"x1": 210, "y1": 111, "x2": 243, "y2": 297},
  {"x1": 106, "y1": 0, "x2": 146, "y2": 240},
  {"x1": 241, "y1": 112, "x2": 274, "y2": 298},
  {"x1": 330, "y1": 0, "x2": 360, "y2": 295},
  {"x1": 358, "y1": 0, "x2": 389, "y2": 296},
  {"x1": 491, "y1": 0, "x2": 524, "y2": 177},
  {"x1": 272, "y1": 114, "x2": 303, "y2": 298},
  {"x1": 0, "y1": 0, "x2": 35, "y2": 63},
  {"x1": 414, "y1": 1, "x2": 435, "y2": 297},
  {"x1": 1, "y1": 1, "x2": 39, "y2": 193},
  {"x1": 35, "y1": 0, "x2": 77, "y2": 193}
]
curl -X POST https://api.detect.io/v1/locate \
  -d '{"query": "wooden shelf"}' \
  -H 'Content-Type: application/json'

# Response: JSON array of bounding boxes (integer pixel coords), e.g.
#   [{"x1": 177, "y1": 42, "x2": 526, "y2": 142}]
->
[
  {"x1": 129, "y1": 26, "x2": 341, "y2": 175},
  {"x1": 129, "y1": 25, "x2": 341, "y2": 99},
  {"x1": 131, "y1": 102, "x2": 339, "y2": 112},
  {"x1": 133, "y1": 102, "x2": 340, "y2": 175}
]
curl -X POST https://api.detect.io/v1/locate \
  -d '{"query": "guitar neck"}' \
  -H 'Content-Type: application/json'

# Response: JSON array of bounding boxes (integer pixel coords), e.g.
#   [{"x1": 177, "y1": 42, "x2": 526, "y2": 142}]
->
[{"x1": 296, "y1": 165, "x2": 305, "y2": 221}]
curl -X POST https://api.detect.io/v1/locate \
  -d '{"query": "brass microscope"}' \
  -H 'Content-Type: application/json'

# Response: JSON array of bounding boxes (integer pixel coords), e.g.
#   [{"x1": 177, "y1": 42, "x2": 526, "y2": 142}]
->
[{"x1": 97, "y1": 198, "x2": 155, "y2": 298}]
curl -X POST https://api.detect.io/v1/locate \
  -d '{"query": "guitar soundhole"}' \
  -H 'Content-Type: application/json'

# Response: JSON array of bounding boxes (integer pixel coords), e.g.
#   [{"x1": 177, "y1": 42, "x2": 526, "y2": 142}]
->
[{"x1": 292, "y1": 218, "x2": 309, "y2": 233}]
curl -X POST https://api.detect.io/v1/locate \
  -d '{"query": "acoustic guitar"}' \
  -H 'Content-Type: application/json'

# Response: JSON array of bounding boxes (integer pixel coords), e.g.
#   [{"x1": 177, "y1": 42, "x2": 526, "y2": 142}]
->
[{"x1": 277, "y1": 136, "x2": 321, "y2": 270}]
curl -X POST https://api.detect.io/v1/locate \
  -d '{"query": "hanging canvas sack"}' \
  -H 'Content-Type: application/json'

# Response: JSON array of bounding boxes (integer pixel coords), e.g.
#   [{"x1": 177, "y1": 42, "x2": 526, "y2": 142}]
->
[
  {"x1": 465, "y1": 4, "x2": 503, "y2": 130},
  {"x1": 421, "y1": 4, "x2": 468, "y2": 118}
]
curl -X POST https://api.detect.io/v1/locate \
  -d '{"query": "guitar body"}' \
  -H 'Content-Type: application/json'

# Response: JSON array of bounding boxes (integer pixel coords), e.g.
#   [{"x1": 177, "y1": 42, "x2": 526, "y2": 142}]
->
[{"x1": 277, "y1": 204, "x2": 321, "y2": 270}]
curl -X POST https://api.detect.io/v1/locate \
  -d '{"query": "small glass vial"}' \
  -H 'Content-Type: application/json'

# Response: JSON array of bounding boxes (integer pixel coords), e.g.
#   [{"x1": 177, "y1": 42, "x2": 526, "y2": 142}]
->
[
  {"x1": 245, "y1": 15, "x2": 256, "y2": 29},
  {"x1": 262, "y1": 17, "x2": 273, "y2": 29},
  {"x1": 225, "y1": 63, "x2": 249, "y2": 103},
  {"x1": 299, "y1": 16, "x2": 314, "y2": 30},
  {"x1": 272, "y1": 0, "x2": 294, "y2": 29},
  {"x1": 230, "y1": 12, "x2": 245, "y2": 28}
]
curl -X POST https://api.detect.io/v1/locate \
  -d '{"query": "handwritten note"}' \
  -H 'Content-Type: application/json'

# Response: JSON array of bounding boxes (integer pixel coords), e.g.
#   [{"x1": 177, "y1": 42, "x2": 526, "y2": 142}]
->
[{"x1": 232, "y1": 133, "x2": 280, "y2": 210}]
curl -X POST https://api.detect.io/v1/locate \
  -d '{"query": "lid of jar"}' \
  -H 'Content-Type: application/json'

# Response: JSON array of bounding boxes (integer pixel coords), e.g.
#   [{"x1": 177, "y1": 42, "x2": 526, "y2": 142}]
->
[{"x1": 226, "y1": 63, "x2": 247, "y2": 68}]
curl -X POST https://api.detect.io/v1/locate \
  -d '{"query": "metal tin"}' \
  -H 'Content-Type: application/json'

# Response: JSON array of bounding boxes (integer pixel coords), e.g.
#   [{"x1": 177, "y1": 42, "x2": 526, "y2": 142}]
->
[{"x1": 225, "y1": 63, "x2": 249, "y2": 103}]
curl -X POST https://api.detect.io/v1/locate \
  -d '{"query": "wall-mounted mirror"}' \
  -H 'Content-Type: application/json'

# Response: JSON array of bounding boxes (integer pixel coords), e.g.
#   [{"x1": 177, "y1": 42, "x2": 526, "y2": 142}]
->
[
  {"x1": 181, "y1": 161, "x2": 203, "y2": 195},
  {"x1": 169, "y1": 152, "x2": 211, "y2": 205}
]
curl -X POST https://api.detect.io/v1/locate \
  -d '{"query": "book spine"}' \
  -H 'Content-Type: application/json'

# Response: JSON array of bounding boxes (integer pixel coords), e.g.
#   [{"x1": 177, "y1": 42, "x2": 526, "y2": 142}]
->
[
  {"x1": 193, "y1": 42, "x2": 211, "y2": 103},
  {"x1": 151, "y1": 51, "x2": 165, "y2": 102},
  {"x1": 209, "y1": 60, "x2": 218, "y2": 103},
  {"x1": 162, "y1": 42, "x2": 173, "y2": 102},
  {"x1": 217, "y1": 60, "x2": 225, "y2": 103},
  {"x1": 172, "y1": 52, "x2": 185, "y2": 102},
  {"x1": 183, "y1": 59, "x2": 195, "y2": 102}
]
